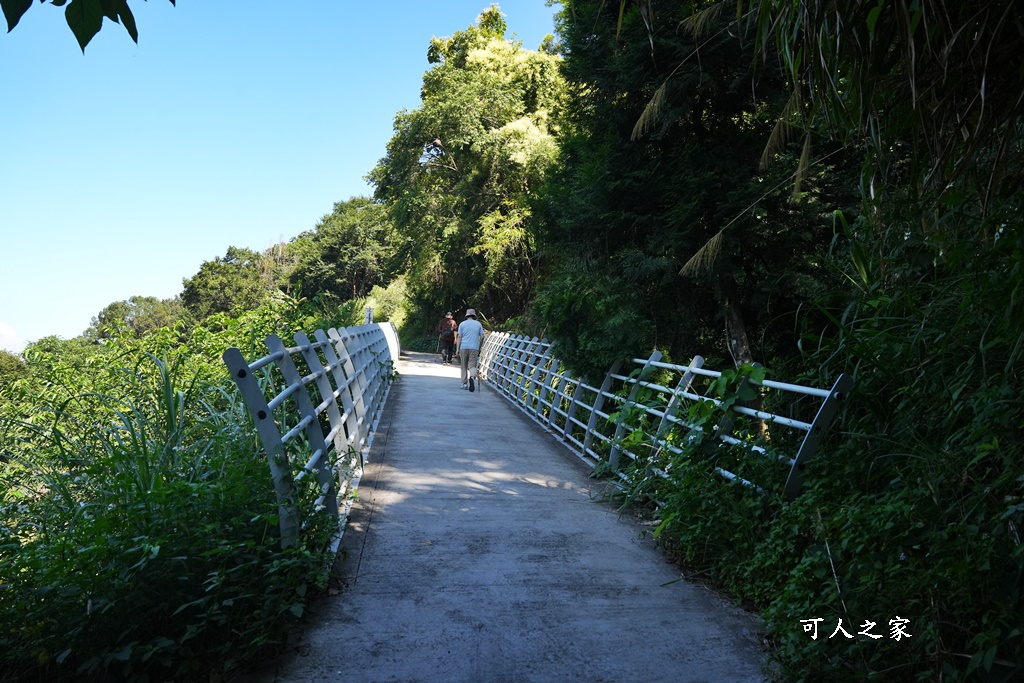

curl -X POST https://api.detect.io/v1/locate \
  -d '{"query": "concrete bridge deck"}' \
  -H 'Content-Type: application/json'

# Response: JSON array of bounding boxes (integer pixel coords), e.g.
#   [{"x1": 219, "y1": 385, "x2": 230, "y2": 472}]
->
[{"x1": 242, "y1": 351, "x2": 767, "y2": 682}]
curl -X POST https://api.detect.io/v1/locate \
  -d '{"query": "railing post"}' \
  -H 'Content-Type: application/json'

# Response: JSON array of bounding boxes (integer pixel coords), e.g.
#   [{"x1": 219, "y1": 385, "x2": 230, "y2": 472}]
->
[
  {"x1": 293, "y1": 333, "x2": 346, "y2": 515},
  {"x1": 314, "y1": 329, "x2": 360, "y2": 453},
  {"x1": 531, "y1": 345, "x2": 556, "y2": 421},
  {"x1": 783, "y1": 373, "x2": 853, "y2": 499},
  {"x1": 222, "y1": 347, "x2": 301, "y2": 549},
  {"x1": 496, "y1": 335, "x2": 527, "y2": 394},
  {"x1": 608, "y1": 350, "x2": 663, "y2": 470},
  {"x1": 515, "y1": 337, "x2": 542, "y2": 408},
  {"x1": 329, "y1": 328, "x2": 370, "y2": 448},
  {"x1": 479, "y1": 331, "x2": 504, "y2": 380},
  {"x1": 265, "y1": 335, "x2": 338, "y2": 520},
  {"x1": 655, "y1": 356, "x2": 704, "y2": 442},
  {"x1": 582, "y1": 361, "x2": 623, "y2": 460},
  {"x1": 561, "y1": 375, "x2": 586, "y2": 442},
  {"x1": 295, "y1": 331, "x2": 344, "y2": 445}
]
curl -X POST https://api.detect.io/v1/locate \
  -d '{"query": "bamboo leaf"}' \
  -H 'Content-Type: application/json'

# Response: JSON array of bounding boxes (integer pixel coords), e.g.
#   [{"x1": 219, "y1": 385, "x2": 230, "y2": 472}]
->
[{"x1": 866, "y1": 6, "x2": 881, "y2": 38}]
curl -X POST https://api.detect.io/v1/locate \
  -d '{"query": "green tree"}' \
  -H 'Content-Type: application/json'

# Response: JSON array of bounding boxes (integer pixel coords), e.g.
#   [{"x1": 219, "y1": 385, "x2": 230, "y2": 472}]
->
[
  {"x1": 555, "y1": 4, "x2": 1024, "y2": 681},
  {"x1": 0, "y1": 349, "x2": 28, "y2": 383},
  {"x1": 181, "y1": 247, "x2": 275, "y2": 321},
  {"x1": 534, "y1": 0, "x2": 858, "y2": 374},
  {"x1": 369, "y1": 4, "x2": 565, "y2": 325},
  {"x1": 1, "y1": 0, "x2": 175, "y2": 51},
  {"x1": 85, "y1": 295, "x2": 187, "y2": 341},
  {"x1": 287, "y1": 197, "x2": 395, "y2": 305},
  {"x1": 20, "y1": 334, "x2": 106, "y2": 388}
]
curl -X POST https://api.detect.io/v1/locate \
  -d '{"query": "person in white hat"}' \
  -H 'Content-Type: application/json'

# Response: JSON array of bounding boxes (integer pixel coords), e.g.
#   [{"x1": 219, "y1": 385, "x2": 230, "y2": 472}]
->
[{"x1": 456, "y1": 308, "x2": 485, "y2": 392}]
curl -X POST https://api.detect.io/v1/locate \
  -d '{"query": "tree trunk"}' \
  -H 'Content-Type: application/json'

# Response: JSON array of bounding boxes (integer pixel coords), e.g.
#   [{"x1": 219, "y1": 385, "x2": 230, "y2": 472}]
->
[
  {"x1": 723, "y1": 289, "x2": 754, "y2": 369},
  {"x1": 722, "y1": 283, "x2": 767, "y2": 437}
]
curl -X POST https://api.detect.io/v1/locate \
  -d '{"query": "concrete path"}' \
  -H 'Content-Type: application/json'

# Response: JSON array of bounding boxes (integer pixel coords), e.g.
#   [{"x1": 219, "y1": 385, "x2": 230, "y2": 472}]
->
[{"x1": 240, "y1": 352, "x2": 766, "y2": 683}]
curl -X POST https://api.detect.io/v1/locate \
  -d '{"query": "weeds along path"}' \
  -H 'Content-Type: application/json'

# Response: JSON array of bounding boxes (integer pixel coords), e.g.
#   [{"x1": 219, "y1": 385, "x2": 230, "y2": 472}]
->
[{"x1": 241, "y1": 351, "x2": 766, "y2": 683}]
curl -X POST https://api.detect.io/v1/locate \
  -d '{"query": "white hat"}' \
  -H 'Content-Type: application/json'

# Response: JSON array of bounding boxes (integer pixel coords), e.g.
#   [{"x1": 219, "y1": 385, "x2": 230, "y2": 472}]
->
[{"x1": 465, "y1": 308, "x2": 477, "y2": 317}]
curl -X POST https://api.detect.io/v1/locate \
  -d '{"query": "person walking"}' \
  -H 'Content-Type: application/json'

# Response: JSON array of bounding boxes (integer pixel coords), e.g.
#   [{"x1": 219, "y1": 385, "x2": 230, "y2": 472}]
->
[
  {"x1": 436, "y1": 311, "x2": 458, "y2": 364},
  {"x1": 456, "y1": 308, "x2": 485, "y2": 392}
]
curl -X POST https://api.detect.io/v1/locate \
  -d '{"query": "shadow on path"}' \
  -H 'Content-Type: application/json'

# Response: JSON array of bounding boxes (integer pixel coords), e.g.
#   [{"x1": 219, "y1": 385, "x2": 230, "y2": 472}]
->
[{"x1": 239, "y1": 352, "x2": 766, "y2": 683}]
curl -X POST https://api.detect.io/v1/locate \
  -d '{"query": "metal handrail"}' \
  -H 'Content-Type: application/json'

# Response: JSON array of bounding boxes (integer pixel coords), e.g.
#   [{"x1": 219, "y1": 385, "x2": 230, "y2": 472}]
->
[
  {"x1": 223, "y1": 322, "x2": 399, "y2": 551},
  {"x1": 479, "y1": 333, "x2": 851, "y2": 500}
]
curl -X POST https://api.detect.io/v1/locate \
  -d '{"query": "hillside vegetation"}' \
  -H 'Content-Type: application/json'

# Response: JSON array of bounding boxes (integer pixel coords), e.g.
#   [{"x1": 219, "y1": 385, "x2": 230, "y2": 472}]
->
[{"x1": 2, "y1": 2, "x2": 1022, "y2": 681}]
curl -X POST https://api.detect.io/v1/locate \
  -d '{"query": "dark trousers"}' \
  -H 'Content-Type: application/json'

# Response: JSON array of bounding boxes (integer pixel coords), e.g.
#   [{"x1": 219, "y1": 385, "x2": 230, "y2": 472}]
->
[{"x1": 440, "y1": 338, "x2": 455, "y2": 362}]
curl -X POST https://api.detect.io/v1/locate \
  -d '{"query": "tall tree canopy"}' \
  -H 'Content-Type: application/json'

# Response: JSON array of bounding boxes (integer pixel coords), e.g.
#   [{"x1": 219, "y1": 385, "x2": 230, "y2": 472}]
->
[
  {"x1": 369, "y1": 5, "x2": 565, "y2": 324},
  {"x1": 85, "y1": 295, "x2": 186, "y2": 341},
  {"x1": 533, "y1": 0, "x2": 858, "y2": 375},
  {"x1": 286, "y1": 197, "x2": 396, "y2": 305},
  {"x1": 181, "y1": 247, "x2": 275, "y2": 321}
]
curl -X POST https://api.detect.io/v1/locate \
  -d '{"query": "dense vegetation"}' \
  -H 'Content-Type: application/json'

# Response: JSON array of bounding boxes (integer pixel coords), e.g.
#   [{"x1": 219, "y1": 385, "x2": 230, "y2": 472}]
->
[
  {"x1": 369, "y1": 7, "x2": 565, "y2": 335},
  {"x1": 0, "y1": 297, "x2": 367, "y2": 681},
  {"x1": 3, "y1": 1, "x2": 1023, "y2": 680},
  {"x1": 535, "y1": 2, "x2": 1024, "y2": 682}
]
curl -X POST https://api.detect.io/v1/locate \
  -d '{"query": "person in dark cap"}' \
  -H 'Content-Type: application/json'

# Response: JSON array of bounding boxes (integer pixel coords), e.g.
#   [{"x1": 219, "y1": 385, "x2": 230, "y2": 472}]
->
[
  {"x1": 456, "y1": 308, "x2": 485, "y2": 391},
  {"x1": 436, "y1": 311, "x2": 458, "y2": 364}
]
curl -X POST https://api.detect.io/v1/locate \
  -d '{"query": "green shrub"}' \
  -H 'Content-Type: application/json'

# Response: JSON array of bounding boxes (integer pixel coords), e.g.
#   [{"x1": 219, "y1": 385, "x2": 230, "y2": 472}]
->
[
  {"x1": 599, "y1": 236, "x2": 1024, "y2": 680},
  {"x1": 0, "y1": 296, "x2": 344, "y2": 681}
]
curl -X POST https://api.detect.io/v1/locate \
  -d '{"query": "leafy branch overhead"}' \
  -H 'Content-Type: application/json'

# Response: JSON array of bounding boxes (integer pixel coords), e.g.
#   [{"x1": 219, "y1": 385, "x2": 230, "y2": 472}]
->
[{"x1": 1, "y1": 0, "x2": 175, "y2": 51}]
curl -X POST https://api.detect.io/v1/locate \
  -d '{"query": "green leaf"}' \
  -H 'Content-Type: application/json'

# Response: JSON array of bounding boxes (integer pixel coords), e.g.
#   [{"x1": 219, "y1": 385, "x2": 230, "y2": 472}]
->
[
  {"x1": 98, "y1": 0, "x2": 137, "y2": 42},
  {"x1": 939, "y1": 186, "x2": 965, "y2": 206},
  {"x1": 653, "y1": 512, "x2": 675, "y2": 538},
  {"x1": 112, "y1": 643, "x2": 135, "y2": 661},
  {"x1": 117, "y1": 0, "x2": 136, "y2": 41},
  {"x1": 866, "y1": 6, "x2": 882, "y2": 38},
  {"x1": 97, "y1": 0, "x2": 117, "y2": 21},
  {"x1": 1, "y1": 0, "x2": 32, "y2": 32},
  {"x1": 982, "y1": 645, "x2": 996, "y2": 671},
  {"x1": 65, "y1": 0, "x2": 104, "y2": 51}
]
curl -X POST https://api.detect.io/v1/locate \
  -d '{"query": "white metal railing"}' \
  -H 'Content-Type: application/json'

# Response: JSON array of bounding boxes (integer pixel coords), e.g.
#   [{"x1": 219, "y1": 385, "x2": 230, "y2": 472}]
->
[
  {"x1": 223, "y1": 323, "x2": 399, "y2": 550},
  {"x1": 479, "y1": 332, "x2": 852, "y2": 500}
]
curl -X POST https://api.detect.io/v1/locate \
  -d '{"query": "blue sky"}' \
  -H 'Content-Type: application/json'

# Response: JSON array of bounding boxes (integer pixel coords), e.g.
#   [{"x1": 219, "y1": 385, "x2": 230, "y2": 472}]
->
[{"x1": 0, "y1": 1, "x2": 558, "y2": 353}]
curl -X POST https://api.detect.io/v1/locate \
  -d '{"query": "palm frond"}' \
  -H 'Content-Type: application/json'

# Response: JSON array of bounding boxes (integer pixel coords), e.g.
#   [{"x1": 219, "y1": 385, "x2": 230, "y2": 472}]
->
[
  {"x1": 680, "y1": 1, "x2": 727, "y2": 38},
  {"x1": 792, "y1": 131, "x2": 812, "y2": 198},
  {"x1": 680, "y1": 228, "x2": 726, "y2": 279},
  {"x1": 631, "y1": 81, "x2": 667, "y2": 141},
  {"x1": 759, "y1": 88, "x2": 802, "y2": 170}
]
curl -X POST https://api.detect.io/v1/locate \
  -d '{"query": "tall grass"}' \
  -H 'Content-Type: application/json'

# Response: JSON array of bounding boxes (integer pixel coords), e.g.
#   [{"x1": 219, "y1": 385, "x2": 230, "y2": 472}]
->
[{"x1": 0, "y1": 299, "x2": 339, "y2": 681}]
